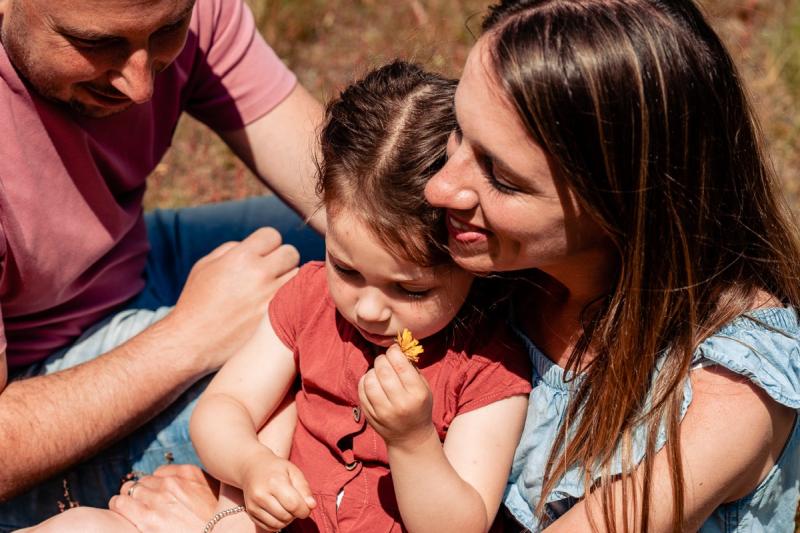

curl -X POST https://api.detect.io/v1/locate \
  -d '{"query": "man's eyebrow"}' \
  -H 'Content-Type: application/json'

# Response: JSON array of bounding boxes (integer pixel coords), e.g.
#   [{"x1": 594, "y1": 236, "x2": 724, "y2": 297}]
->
[
  {"x1": 54, "y1": 4, "x2": 194, "y2": 41},
  {"x1": 54, "y1": 23, "x2": 119, "y2": 41},
  {"x1": 167, "y1": 3, "x2": 196, "y2": 28}
]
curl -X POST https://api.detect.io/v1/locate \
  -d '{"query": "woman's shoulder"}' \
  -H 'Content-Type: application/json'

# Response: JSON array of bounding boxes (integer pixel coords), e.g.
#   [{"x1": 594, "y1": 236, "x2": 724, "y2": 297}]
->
[{"x1": 695, "y1": 307, "x2": 800, "y2": 409}]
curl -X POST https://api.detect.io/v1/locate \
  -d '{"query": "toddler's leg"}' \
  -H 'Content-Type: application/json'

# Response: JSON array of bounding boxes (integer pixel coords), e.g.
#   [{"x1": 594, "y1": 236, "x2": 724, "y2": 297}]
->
[{"x1": 17, "y1": 506, "x2": 138, "y2": 533}]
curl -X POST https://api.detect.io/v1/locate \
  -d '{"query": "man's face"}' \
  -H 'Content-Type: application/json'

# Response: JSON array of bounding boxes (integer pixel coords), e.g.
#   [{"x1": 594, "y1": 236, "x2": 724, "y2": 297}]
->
[{"x1": 0, "y1": 0, "x2": 195, "y2": 117}]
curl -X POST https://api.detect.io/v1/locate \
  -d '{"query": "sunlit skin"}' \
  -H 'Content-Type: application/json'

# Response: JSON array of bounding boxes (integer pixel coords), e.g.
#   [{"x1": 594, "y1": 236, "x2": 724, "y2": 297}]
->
[
  {"x1": 424, "y1": 38, "x2": 615, "y2": 294},
  {"x1": 0, "y1": 0, "x2": 195, "y2": 117},
  {"x1": 325, "y1": 210, "x2": 474, "y2": 348}
]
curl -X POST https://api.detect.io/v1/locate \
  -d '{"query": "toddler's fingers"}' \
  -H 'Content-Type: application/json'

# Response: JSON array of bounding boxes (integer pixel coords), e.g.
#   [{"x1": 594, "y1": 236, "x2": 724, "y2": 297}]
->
[
  {"x1": 288, "y1": 465, "x2": 317, "y2": 513},
  {"x1": 249, "y1": 511, "x2": 290, "y2": 533},
  {"x1": 373, "y1": 354, "x2": 406, "y2": 400},
  {"x1": 385, "y1": 345, "x2": 423, "y2": 387},
  {"x1": 360, "y1": 368, "x2": 391, "y2": 415},
  {"x1": 271, "y1": 480, "x2": 313, "y2": 519},
  {"x1": 358, "y1": 374, "x2": 380, "y2": 423},
  {"x1": 248, "y1": 496, "x2": 294, "y2": 532}
]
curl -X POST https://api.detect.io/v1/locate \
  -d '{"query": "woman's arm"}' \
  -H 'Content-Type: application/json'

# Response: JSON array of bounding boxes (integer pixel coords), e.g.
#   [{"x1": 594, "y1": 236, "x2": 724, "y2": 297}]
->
[
  {"x1": 545, "y1": 365, "x2": 796, "y2": 532},
  {"x1": 359, "y1": 346, "x2": 528, "y2": 533}
]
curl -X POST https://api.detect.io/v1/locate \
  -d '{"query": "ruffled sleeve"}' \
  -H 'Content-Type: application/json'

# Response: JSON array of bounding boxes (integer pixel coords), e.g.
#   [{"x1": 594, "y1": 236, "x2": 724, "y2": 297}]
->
[{"x1": 696, "y1": 308, "x2": 800, "y2": 409}]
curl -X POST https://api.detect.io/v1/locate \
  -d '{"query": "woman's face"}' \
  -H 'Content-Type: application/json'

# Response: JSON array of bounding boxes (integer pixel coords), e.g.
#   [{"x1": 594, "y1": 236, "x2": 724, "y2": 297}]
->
[{"x1": 425, "y1": 38, "x2": 610, "y2": 277}]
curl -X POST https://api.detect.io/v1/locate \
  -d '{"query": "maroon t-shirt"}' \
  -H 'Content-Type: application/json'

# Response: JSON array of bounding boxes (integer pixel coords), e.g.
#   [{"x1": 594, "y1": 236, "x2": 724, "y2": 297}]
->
[
  {"x1": 268, "y1": 262, "x2": 532, "y2": 531},
  {"x1": 0, "y1": 0, "x2": 297, "y2": 367}
]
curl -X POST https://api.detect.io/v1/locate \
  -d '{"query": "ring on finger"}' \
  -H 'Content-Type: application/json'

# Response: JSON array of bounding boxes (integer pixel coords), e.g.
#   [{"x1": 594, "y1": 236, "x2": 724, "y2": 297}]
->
[{"x1": 127, "y1": 479, "x2": 140, "y2": 497}]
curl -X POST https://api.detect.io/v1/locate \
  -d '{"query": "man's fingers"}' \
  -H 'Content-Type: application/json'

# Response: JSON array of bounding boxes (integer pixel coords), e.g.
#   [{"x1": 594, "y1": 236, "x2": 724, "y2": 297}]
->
[
  {"x1": 241, "y1": 226, "x2": 283, "y2": 255},
  {"x1": 260, "y1": 244, "x2": 301, "y2": 278},
  {"x1": 203, "y1": 240, "x2": 239, "y2": 261}
]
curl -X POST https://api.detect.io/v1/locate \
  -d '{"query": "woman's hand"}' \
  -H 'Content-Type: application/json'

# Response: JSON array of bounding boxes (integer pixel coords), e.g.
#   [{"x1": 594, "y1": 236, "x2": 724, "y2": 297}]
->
[
  {"x1": 358, "y1": 344, "x2": 435, "y2": 450},
  {"x1": 109, "y1": 464, "x2": 219, "y2": 532},
  {"x1": 239, "y1": 448, "x2": 316, "y2": 531}
]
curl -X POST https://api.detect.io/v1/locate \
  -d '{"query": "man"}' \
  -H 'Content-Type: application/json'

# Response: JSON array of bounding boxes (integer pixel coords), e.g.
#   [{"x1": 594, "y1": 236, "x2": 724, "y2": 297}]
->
[{"x1": 0, "y1": 0, "x2": 324, "y2": 527}]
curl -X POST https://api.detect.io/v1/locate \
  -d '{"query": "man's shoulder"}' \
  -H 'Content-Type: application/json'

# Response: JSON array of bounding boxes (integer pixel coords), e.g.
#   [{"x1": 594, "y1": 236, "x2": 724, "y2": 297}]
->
[{"x1": 188, "y1": 0, "x2": 248, "y2": 45}]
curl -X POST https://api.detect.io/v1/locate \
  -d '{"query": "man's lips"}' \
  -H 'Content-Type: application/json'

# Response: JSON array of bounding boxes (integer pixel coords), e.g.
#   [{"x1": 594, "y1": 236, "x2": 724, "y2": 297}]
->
[
  {"x1": 446, "y1": 214, "x2": 490, "y2": 244},
  {"x1": 83, "y1": 85, "x2": 131, "y2": 105}
]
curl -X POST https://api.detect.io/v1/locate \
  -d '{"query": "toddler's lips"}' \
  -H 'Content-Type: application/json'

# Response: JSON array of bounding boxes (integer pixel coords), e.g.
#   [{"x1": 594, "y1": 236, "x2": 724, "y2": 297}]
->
[
  {"x1": 357, "y1": 327, "x2": 394, "y2": 346},
  {"x1": 447, "y1": 215, "x2": 490, "y2": 244}
]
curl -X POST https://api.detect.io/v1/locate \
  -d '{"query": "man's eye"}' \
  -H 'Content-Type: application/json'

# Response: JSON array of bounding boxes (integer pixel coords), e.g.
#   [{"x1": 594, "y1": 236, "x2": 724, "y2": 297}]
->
[
  {"x1": 156, "y1": 17, "x2": 189, "y2": 36},
  {"x1": 68, "y1": 36, "x2": 118, "y2": 50}
]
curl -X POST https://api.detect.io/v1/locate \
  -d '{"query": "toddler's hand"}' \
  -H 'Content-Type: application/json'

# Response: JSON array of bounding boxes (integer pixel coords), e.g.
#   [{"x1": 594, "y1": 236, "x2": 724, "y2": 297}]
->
[
  {"x1": 240, "y1": 449, "x2": 316, "y2": 531},
  {"x1": 358, "y1": 344, "x2": 435, "y2": 450}
]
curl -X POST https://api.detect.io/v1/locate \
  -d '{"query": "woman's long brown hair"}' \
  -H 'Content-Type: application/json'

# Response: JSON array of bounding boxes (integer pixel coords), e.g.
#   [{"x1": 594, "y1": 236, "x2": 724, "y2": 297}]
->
[{"x1": 482, "y1": 0, "x2": 800, "y2": 530}]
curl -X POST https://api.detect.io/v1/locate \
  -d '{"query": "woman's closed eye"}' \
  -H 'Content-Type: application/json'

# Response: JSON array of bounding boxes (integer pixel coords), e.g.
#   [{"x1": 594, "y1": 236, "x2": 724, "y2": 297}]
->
[{"x1": 480, "y1": 154, "x2": 522, "y2": 195}]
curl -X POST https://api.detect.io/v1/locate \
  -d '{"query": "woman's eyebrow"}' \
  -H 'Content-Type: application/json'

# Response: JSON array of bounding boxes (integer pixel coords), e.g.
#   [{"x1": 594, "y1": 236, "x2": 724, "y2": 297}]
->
[{"x1": 471, "y1": 138, "x2": 528, "y2": 183}]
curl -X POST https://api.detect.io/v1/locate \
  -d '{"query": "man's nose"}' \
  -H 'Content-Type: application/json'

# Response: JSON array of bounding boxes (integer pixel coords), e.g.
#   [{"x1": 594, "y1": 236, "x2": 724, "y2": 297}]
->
[{"x1": 110, "y1": 48, "x2": 155, "y2": 104}]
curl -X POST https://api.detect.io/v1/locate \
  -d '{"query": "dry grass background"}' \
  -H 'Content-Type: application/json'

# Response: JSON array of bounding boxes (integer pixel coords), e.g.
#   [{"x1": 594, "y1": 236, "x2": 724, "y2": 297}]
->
[
  {"x1": 144, "y1": 0, "x2": 800, "y2": 214},
  {"x1": 143, "y1": 1, "x2": 800, "y2": 528}
]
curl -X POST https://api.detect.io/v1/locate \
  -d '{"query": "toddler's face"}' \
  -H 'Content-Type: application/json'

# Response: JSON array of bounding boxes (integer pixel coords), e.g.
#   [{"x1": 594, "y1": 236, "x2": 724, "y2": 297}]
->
[{"x1": 325, "y1": 211, "x2": 474, "y2": 347}]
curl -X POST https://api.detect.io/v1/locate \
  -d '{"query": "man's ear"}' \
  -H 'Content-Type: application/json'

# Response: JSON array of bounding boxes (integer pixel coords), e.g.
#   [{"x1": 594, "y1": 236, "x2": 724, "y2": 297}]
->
[{"x1": 0, "y1": 0, "x2": 7, "y2": 18}]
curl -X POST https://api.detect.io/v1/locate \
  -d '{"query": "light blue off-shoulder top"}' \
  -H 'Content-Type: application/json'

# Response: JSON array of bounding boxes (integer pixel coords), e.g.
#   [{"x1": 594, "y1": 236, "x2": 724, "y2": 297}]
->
[{"x1": 504, "y1": 307, "x2": 800, "y2": 532}]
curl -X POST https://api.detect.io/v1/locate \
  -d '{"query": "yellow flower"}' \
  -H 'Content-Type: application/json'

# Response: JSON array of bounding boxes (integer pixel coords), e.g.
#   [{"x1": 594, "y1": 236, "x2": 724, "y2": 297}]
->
[{"x1": 396, "y1": 328, "x2": 424, "y2": 364}]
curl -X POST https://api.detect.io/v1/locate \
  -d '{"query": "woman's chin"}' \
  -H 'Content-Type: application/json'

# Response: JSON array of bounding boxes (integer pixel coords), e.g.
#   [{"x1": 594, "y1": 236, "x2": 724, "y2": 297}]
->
[{"x1": 449, "y1": 249, "x2": 497, "y2": 275}]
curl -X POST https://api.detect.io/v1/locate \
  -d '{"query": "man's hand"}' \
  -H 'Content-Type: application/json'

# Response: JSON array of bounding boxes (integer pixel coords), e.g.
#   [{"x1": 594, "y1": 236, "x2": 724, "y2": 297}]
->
[
  {"x1": 167, "y1": 227, "x2": 300, "y2": 376},
  {"x1": 358, "y1": 344, "x2": 435, "y2": 451},
  {"x1": 238, "y1": 448, "x2": 316, "y2": 531}
]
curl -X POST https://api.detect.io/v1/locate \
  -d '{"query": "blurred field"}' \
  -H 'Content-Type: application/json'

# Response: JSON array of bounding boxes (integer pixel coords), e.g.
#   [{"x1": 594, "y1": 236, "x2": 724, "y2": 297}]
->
[{"x1": 144, "y1": 0, "x2": 800, "y2": 215}]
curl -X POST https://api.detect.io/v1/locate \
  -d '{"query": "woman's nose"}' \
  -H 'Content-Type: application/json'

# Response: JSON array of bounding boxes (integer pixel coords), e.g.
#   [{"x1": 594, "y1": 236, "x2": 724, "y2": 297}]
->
[
  {"x1": 354, "y1": 291, "x2": 392, "y2": 324},
  {"x1": 425, "y1": 158, "x2": 480, "y2": 211}
]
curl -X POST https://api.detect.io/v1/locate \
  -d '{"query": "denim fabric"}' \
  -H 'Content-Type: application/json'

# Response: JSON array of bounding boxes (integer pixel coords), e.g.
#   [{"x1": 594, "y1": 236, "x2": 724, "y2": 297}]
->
[
  {"x1": 504, "y1": 308, "x2": 800, "y2": 532},
  {"x1": 0, "y1": 196, "x2": 324, "y2": 531}
]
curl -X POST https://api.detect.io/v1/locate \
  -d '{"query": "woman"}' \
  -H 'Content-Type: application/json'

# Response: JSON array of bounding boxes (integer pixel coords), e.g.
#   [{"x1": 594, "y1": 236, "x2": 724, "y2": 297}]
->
[
  {"x1": 424, "y1": 0, "x2": 800, "y2": 531},
  {"x1": 108, "y1": 0, "x2": 800, "y2": 531}
]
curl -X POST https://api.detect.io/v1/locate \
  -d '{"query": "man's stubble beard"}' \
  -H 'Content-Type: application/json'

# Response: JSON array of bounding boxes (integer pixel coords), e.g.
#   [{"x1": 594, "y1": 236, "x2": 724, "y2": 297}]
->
[{"x1": 1, "y1": 22, "x2": 127, "y2": 118}]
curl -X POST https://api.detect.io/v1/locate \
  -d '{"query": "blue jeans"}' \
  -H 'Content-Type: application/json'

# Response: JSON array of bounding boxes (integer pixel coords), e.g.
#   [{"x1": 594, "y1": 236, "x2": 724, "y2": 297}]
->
[{"x1": 0, "y1": 197, "x2": 324, "y2": 531}]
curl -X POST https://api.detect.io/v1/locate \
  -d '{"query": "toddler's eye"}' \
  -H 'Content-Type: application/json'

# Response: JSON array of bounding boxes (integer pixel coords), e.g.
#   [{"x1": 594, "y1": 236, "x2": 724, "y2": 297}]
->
[
  {"x1": 332, "y1": 262, "x2": 358, "y2": 277},
  {"x1": 398, "y1": 285, "x2": 431, "y2": 299}
]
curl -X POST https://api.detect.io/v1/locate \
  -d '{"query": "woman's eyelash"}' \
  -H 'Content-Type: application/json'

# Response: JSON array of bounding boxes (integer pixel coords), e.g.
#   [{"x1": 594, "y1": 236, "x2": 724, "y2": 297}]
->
[{"x1": 480, "y1": 155, "x2": 519, "y2": 194}]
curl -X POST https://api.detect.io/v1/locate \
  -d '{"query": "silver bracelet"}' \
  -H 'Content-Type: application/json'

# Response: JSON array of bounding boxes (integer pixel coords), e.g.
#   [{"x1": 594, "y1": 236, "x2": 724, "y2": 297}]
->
[{"x1": 202, "y1": 505, "x2": 246, "y2": 533}]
